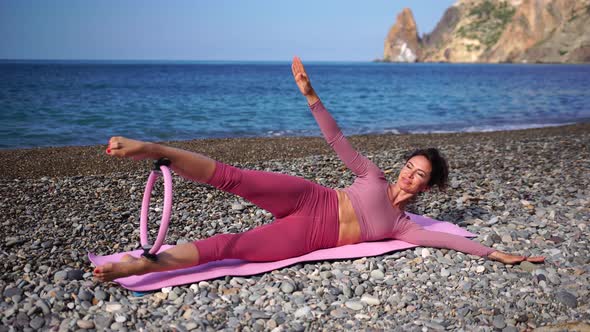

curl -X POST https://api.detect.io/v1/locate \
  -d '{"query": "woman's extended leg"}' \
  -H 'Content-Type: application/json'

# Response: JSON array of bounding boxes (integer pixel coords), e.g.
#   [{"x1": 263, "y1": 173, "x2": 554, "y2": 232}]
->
[
  {"x1": 108, "y1": 136, "x2": 329, "y2": 218},
  {"x1": 205, "y1": 161, "x2": 328, "y2": 218},
  {"x1": 94, "y1": 213, "x2": 338, "y2": 282},
  {"x1": 107, "y1": 136, "x2": 217, "y2": 183}
]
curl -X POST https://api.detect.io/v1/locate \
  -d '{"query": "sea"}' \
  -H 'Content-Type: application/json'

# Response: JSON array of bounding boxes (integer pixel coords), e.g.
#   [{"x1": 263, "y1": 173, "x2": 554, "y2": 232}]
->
[{"x1": 1, "y1": 60, "x2": 589, "y2": 149}]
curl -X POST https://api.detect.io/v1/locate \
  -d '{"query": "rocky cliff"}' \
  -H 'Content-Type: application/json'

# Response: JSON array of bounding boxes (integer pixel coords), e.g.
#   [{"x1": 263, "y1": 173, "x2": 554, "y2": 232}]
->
[
  {"x1": 383, "y1": 8, "x2": 422, "y2": 62},
  {"x1": 383, "y1": 0, "x2": 590, "y2": 63}
]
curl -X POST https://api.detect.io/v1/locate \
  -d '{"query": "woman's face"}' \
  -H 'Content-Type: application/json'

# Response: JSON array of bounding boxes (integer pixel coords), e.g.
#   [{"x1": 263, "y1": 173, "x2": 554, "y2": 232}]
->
[{"x1": 397, "y1": 155, "x2": 432, "y2": 194}]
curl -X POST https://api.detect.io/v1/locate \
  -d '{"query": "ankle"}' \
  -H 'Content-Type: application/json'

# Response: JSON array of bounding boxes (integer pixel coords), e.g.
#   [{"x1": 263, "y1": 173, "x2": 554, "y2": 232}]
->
[{"x1": 129, "y1": 257, "x2": 151, "y2": 275}]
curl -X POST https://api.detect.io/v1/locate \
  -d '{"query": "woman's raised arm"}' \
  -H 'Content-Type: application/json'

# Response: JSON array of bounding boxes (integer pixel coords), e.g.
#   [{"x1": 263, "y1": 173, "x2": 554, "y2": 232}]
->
[{"x1": 291, "y1": 56, "x2": 381, "y2": 178}]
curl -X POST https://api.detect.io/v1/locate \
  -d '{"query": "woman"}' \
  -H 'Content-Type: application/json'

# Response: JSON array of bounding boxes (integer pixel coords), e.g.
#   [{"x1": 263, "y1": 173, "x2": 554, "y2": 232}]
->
[{"x1": 94, "y1": 57, "x2": 544, "y2": 282}]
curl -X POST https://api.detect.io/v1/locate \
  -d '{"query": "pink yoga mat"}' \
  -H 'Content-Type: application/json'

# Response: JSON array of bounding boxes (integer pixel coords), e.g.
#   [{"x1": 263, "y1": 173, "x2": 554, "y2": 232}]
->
[{"x1": 88, "y1": 213, "x2": 475, "y2": 291}]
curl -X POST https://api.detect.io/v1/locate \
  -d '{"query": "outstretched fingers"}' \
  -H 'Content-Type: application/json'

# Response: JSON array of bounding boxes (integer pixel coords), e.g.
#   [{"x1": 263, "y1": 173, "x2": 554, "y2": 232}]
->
[
  {"x1": 526, "y1": 256, "x2": 545, "y2": 263},
  {"x1": 291, "y1": 56, "x2": 307, "y2": 78}
]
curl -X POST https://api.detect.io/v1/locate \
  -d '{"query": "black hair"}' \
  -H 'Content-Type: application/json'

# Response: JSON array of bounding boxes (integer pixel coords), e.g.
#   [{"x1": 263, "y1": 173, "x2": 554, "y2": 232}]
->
[{"x1": 406, "y1": 148, "x2": 449, "y2": 190}]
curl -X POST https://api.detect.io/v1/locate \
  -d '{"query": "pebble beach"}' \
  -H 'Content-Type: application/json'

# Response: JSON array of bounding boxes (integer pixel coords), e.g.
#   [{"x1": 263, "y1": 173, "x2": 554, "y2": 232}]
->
[{"x1": 1, "y1": 123, "x2": 589, "y2": 331}]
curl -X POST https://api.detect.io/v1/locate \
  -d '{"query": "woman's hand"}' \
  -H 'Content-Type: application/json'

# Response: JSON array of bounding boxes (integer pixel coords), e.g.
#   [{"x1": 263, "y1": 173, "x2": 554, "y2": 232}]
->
[
  {"x1": 488, "y1": 251, "x2": 545, "y2": 265},
  {"x1": 292, "y1": 56, "x2": 319, "y2": 104},
  {"x1": 106, "y1": 136, "x2": 155, "y2": 160}
]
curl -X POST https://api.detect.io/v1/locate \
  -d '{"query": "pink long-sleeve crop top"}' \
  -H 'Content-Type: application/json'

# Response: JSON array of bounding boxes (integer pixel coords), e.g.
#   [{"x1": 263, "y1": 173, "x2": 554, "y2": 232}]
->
[{"x1": 310, "y1": 100, "x2": 411, "y2": 242}]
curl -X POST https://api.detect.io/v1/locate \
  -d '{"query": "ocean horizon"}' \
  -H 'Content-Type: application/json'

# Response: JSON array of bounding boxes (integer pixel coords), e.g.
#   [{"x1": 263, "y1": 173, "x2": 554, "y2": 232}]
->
[{"x1": 1, "y1": 60, "x2": 589, "y2": 149}]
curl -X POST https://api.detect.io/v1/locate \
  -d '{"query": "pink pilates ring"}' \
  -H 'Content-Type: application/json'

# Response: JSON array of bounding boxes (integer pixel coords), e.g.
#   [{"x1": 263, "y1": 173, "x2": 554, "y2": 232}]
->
[{"x1": 139, "y1": 158, "x2": 173, "y2": 261}]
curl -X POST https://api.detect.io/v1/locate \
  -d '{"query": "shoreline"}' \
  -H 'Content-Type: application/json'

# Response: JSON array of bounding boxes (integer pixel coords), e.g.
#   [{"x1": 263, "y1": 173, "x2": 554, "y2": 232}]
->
[{"x1": 1, "y1": 122, "x2": 589, "y2": 179}]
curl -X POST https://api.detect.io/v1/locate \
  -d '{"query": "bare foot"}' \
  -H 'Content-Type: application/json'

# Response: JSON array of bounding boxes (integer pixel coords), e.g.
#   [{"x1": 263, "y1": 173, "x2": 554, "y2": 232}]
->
[
  {"x1": 488, "y1": 251, "x2": 546, "y2": 265},
  {"x1": 93, "y1": 254, "x2": 145, "y2": 282},
  {"x1": 106, "y1": 136, "x2": 155, "y2": 160}
]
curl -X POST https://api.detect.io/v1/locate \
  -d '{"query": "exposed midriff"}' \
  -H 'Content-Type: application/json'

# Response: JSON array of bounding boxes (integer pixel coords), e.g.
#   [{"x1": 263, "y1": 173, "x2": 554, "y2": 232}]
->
[{"x1": 335, "y1": 189, "x2": 361, "y2": 246}]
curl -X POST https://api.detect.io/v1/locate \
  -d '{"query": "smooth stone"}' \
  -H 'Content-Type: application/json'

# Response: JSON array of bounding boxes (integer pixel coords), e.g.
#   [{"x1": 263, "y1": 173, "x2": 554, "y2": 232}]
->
[
  {"x1": 94, "y1": 315, "x2": 113, "y2": 330},
  {"x1": 370, "y1": 270, "x2": 384, "y2": 280},
  {"x1": 345, "y1": 301, "x2": 363, "y2": 311},
  {"x1": 476, "y1": 265, "x2": 486, "y2": 273},
  {"x1": 492, "y1": 315, "x2": 506, "y2": 329},
  {"x1": 360, "y1": 294, "x2": 380, "y2": 305},
  {"x1": 67, "y1": 269, "x2": 84, "y2": 281},
  {"x1": 280, "y1": 281, "x2": 295, "y2": 294},
  {"x1": 502, "y1": 327, "x2": 518, "y2": 332},
  {"x1": 77, "y1": 320, "x2": 95, "y2": 329},
  {"x1": 29, "y1": 316, "x2": 45, "y2": 330},
  {"x1": 95, "y1": 289, "x2": 108, "y2": 301},
  {"x1": 547, "y1": 236, "x2": 564, "y2": 244},
  {"x1": 555, "y1": 290, "x2": 578, "y2": 308},
  {"x1": 3, "y1": 287, "x2": 23, "y2": 298},
  {"x1": 105, "y1": 303, "x2": 122, "y2": 312},
  {"x1": 53, "y1": 271, "x2": 68, "y2": 283},
  {"x1": 423, "y1": 321, "x2": 445, "y2": 331},
  {"x1": 421, "y1": 248, "x2": 431, "y2": 258},
  {"x1": 489, "y1": 234, "x2": 502, "y2": 243},
  {"x1": 115, "y1": 313, "x2": 127, "y2": 323},
  {"x1": 4, "y1": 306, "x2": 17, "y2": 318},
  {"x1": 231, "y1": 203, "x2": 245, "y2": 211},
  {"x1": 15, "y1": 312, "x2": 29, "y2": 327},
  {"x1": 354, "y1": 285, "x2": 364, "y2": 296},
  {"x1": 36, "y1": 300, "x2": 51, "y2": 315},
  {"x1": 330, "y1": 309, "x2": 346, "y2": 318},
  {"x1": 78, "y1": 290, "x2": 93, "y2": 302},
  {"x1": 250, "y1": 310, "x2": 270, "y2": 319},
  {"x1": 342, "y1": 285, "x2": 352, "y2": 298},
  {"x1": 294, "y1": 306, "x2": 311, "y2": 318}
]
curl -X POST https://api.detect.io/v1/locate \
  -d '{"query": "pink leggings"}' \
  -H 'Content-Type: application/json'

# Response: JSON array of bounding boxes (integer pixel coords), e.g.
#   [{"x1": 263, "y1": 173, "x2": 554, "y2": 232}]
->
[{"x1": 193, "y1": 161, "x2": 340, "y2": 265}]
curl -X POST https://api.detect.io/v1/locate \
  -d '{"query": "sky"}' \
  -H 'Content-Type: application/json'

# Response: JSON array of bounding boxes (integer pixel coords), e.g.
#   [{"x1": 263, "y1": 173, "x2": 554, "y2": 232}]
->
[{"x1": 0, "y1": 0, "x2": 457, "y2": 61}]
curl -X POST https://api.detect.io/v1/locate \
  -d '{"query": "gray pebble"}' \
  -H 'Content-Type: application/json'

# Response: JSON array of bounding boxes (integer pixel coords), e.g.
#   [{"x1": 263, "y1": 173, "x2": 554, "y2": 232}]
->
[
  {"x1": 280, "y1": 281, "x2": 295, "y2": 294},
  {"x1": 370, "y1": 270, "x2": 384, "y2": 280},
  {"x1": 294, "y1": 306, "x2": 311, "y2": 318},
  {"x1": 555, "y1": 290, "x2": 578, "y2": 308},
  {"x1": 78, "y1": 289, "x2": 93, "y2": 302},
  {"x1": 344, "y1": 301, "x2": 363, "y2": 311},
  {"x1": 36, "y1": 299, "x2": 51, "y2": 315},
  {"x1": 3, "y1": 287, "x2": 23, "y2": 298},
  {"x1": 354, "y1": 285, "x2": 364, "y2": 296},
  {"x1": 29, "y1": 316, "x2": 45, "y2": 330},
  {"x1": 77, "y1": 320, "x2": 95, "y2": 329},
  {"x1": 53, "y1": 271, "x2": 68, "y2": 283},
  {"x1": 330, "y1": 308, "x2": 346, "y2": 318},
  {"x1": 94, "y1": 315, "x2": 113, "y2": 330},
  {"x1": 94, "y1": 288, "x2": 108, "y2": 301},
  {"x1": 492, "y1": 315, "x2": 506, "y2": 329},
  {"x1": 67, "y1": 269, "x2": 84, "y2": 281}
]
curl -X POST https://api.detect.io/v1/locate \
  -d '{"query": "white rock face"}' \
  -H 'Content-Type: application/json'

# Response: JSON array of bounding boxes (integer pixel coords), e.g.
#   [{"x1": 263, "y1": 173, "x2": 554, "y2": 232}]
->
[{"x1": 396, "y1": 42, "x2": 417, "y2": 62}]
